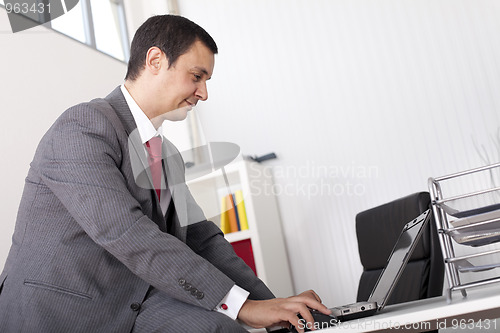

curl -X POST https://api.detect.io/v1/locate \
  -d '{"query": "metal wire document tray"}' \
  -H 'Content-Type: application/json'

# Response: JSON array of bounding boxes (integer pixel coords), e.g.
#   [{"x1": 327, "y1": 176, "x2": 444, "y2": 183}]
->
[{"x1": 429, "y1": 163, "x2": 500, "y2": 302}]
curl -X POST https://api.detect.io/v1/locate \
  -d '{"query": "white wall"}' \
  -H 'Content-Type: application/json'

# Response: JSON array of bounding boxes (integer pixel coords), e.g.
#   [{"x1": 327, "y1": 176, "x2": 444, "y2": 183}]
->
[
  {"x1": 177, "y1": 0, "x2": 500, "y2": 306},
  {"x1": 123, "y1": 0, "x2": 171, "y2": 40},
  {"x1": 0, "y1": 10, "x2": 126, "y2": 268}
]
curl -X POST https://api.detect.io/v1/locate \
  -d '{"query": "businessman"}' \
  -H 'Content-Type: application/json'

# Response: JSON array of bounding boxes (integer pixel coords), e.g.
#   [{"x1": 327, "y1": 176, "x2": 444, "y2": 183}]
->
[{"x1": 0, "y1": 15, "x2": 330, "y2": 332}]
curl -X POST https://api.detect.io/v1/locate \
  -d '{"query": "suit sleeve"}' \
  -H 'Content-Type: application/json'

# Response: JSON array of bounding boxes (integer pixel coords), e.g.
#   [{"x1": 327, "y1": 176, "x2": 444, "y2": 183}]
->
[
  {"x1": 163, "y1": 133, "x2": 275, "y2": 301},
  {"x1": 35, "y1": 104, "x2": 234, "y2": 310},
  {"x1": 185, "y1": 218, "x2": 275, "y2": 301}
]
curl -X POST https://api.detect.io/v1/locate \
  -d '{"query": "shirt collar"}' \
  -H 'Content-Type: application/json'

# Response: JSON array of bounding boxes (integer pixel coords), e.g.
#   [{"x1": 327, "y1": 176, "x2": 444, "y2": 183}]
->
[{"x1": 120, "y1": 84, "x2": 163, "y2": 144}]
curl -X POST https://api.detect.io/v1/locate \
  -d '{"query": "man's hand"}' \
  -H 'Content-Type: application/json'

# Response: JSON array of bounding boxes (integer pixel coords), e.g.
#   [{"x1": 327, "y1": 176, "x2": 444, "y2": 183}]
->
[{"x1": 237, "y1": 290, "x2": 331, "y2": 332}]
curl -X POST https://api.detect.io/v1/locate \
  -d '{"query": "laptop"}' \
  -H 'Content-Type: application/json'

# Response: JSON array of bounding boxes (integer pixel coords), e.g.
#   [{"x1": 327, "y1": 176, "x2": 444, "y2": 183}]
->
[
  {"x1": 276, "y1": 209, "x2": 432, "y2": 332},
  {"x1": 330, "y1": 209, "x2": 432, "y2": 321}
]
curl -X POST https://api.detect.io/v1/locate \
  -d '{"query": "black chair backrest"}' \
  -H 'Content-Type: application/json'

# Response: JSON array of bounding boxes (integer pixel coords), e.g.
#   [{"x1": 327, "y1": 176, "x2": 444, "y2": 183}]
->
[{"x1": 356, "y1": 192, "x2": 444, "y2": 305}]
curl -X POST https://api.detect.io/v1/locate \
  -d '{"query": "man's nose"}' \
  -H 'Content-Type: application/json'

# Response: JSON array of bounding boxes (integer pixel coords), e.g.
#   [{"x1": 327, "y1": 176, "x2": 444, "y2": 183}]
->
[{"x1": 195, "y1": 81, "x2": 208, "y2": 101}]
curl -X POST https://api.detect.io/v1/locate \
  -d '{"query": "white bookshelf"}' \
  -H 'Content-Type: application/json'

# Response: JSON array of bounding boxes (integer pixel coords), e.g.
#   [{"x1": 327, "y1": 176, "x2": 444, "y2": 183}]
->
[{"x1": 186, "y1": 159, "x2": 294, "y2": 298}]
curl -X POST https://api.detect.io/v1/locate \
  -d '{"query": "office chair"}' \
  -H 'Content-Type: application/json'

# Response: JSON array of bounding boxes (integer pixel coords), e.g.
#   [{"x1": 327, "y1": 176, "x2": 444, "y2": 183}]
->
[{"x1": 356, "y1": 192, "x2": 444, "y2": 307}]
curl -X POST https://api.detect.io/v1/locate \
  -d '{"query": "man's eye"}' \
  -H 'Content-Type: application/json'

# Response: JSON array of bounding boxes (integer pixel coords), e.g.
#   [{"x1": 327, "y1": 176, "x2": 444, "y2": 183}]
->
[{"x1": 193, "y1": 74, "x2": 202, "y2": 81}]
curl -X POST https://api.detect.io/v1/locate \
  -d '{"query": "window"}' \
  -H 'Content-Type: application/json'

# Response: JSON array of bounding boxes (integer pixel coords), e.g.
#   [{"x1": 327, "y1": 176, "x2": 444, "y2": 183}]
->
[
  {"x1": 51, "y1": 1, "x2": 86, "y2": 43},
  {"x1": 1, "y1": 0, "x2": 129, "y2": 62},
  {"x1": 90, "y1": 0, "x2": 127, "y2": 60},
  {"x1": 54, "y1": 0, "x2": 129, "y2": 61}
]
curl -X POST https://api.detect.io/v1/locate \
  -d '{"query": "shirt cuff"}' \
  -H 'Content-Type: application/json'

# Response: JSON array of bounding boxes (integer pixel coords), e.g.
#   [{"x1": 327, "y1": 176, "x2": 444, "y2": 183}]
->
[{"x1": 214, "y1": 285, "x2": 250, "y2": 320}]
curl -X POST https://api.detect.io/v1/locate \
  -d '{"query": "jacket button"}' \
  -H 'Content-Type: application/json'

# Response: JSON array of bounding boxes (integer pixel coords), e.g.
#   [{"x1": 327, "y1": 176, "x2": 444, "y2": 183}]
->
[
  {"x1": 183, "y1": 284, "x2": 192, "y2": 290},
  {"x1": 178, "y1": 278, "x2": 186, "y2": 286},
  {"x1": 130, "y1": 302, "x2": 141, "y2": 311},
  {"x1": 196, "y1": 291, "x2": 204, "y2": 299},
  {"x1": 190, "y1": 288, "x2": 198, "y2": 296}
]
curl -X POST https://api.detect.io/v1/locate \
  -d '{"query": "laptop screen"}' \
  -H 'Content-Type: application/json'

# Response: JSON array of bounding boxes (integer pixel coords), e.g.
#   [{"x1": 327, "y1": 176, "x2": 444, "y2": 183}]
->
[{"x1": 368, "y1": 209, "x2": 431, "y2": 309}]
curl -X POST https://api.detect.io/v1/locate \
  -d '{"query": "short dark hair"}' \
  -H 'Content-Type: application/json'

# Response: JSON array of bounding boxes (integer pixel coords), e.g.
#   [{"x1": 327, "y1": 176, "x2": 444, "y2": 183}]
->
[{"x1": 125, "y1": 15, "x2": 218, "y2": 81}]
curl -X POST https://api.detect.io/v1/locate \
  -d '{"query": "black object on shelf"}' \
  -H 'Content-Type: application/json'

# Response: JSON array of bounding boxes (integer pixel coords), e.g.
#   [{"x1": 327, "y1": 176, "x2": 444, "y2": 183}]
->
[{"x1": 245, "y1": 152, "x2": 277, "y2": 163}]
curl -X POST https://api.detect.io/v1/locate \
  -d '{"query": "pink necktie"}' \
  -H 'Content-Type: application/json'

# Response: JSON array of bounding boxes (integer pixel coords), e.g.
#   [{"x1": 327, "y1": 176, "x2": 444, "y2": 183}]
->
[{"x1": 145, "y1": 137, "x2": 162, "y2": 201}]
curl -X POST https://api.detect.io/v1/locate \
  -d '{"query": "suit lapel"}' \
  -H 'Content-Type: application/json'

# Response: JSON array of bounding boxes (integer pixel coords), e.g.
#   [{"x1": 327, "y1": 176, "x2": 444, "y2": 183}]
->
[
  {"x1": 105, "y1": 88, "x2": 157, "y2": 199},
  {"x1": 104, "y1": 87, "x2": 137, "y2": 136},
  {"x1": 162, "y1": 138, "x2": 188, "y2": 242},
  {"x1": 127, "y1": 129, "x2": 156, "y2": 190},
  {"x1": 104, "y1": 87, "x2": 167, "y2": 232}
]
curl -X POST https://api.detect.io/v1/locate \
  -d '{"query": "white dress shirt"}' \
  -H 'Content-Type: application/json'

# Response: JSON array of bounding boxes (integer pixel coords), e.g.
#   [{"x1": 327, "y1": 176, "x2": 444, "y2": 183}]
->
[{"x1": 120, "y1": 85, "x2": 249, "y2": 320}]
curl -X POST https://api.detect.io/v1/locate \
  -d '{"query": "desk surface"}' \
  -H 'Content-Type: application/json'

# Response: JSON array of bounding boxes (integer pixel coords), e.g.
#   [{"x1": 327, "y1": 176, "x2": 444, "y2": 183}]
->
[{"x1": 317, "y1": 284, "x2": 500, "y2": 332}]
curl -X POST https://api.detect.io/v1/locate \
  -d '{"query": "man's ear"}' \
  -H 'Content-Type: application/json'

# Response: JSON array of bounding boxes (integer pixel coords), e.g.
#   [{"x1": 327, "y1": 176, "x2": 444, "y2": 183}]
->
[{"x1": 145, "y1": 46, "x2": 164, "y2": 74}]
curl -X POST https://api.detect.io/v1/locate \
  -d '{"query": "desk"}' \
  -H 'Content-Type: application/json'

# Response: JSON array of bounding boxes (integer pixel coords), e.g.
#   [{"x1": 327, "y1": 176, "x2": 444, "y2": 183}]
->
[
  {"x1": 318, "y1": 285, "x2": 500, "y2": 332},
  {"x1": 248, "y1": 285, "x2": 500, "y2": 332}
]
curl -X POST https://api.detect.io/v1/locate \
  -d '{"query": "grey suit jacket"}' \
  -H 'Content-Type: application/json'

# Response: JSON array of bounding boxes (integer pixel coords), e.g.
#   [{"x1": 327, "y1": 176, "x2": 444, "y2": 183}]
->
[{"x1": 0, "y1": 87, "x2": 274, "y2": 332}]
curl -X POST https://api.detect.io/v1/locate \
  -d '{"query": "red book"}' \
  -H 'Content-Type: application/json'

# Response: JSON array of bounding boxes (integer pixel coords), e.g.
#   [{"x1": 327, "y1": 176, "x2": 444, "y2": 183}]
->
[{"x1": 231, "y1": 238, "x2": 257, "y2": 275}]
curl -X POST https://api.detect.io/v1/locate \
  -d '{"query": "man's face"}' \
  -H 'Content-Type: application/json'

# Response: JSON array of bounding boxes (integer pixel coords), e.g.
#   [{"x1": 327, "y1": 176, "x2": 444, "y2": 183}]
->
[{"x1": 153, "y1": 40, "x2": 215, "y2": 121}]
